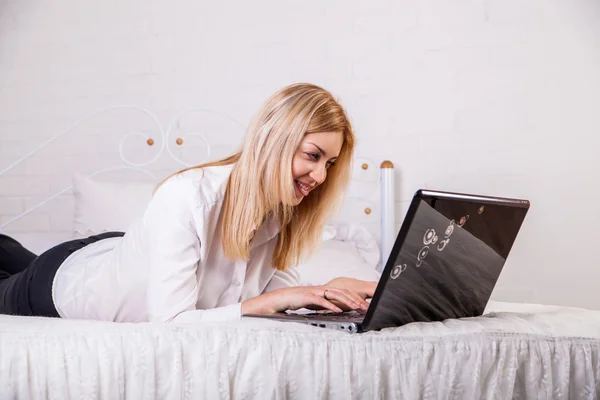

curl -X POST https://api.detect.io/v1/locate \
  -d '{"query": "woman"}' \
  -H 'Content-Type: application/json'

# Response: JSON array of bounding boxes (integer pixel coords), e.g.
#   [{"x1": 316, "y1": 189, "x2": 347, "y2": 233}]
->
[{"x1": 0, "y1": 83, "x2": 376, "y2": 322}]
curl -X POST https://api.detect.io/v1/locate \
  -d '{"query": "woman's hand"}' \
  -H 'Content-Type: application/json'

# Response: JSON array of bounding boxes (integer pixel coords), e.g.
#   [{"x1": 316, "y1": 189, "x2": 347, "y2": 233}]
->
[
  {"x1": 241, "y1": 285, "x2": 370, "y2": 316},
  {"x1": 325, "y1": 277, "x2": 378, "y2": 301}
]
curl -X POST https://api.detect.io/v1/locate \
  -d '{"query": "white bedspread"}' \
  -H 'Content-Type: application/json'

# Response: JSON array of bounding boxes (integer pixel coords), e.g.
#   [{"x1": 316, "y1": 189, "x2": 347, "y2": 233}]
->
[{"x1": 2, "y1": 302, "x2": 600, "y2": 399}]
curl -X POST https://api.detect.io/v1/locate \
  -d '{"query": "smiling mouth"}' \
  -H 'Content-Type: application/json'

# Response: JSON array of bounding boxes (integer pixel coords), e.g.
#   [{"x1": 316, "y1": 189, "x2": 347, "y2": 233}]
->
[{"x1": 295, "y1": 180, "x2": 311, "y2": 196}]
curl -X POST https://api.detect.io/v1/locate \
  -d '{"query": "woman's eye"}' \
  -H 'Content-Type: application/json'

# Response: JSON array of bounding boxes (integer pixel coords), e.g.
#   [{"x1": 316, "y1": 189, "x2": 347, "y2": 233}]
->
[
  {"x1": 326, "y1": 161, "x2": 335, "y2": 169},
  {"x1": 307, "y1": 152, "x2": 320, "y2": 161}
]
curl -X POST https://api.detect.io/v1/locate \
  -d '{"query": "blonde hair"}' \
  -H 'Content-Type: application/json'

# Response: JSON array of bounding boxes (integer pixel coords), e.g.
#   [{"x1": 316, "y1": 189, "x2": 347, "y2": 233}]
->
[{"x1": 157, "y1": 83, "x2": 355, "y2": 270}]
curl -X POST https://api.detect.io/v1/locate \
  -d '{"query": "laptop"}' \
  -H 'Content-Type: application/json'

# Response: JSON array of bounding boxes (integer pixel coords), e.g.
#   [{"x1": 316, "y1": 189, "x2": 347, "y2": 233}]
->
[{"x1": 243, "y1": 189, "x2": 530, "y2": 333}]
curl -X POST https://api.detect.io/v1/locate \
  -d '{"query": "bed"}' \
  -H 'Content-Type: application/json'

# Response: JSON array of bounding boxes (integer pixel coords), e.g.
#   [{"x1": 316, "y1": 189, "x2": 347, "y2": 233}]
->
[
  {"x1": 2, "y1": 106, "x2": 600, "y2": 399},
  {"x1": 2, "y1": 302, "x2": 600, "y2": 399}
]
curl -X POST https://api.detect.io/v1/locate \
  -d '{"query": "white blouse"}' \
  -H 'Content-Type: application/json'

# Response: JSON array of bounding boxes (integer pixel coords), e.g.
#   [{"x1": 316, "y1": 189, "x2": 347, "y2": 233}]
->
[{"x1": 52, "y1": 164, "x2": 300, "y2": 323}]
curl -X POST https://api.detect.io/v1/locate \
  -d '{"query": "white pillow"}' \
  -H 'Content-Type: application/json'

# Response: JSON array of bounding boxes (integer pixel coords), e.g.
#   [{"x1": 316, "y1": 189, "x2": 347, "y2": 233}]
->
[
  {"x1": 72, "y1": 173, "x2": 156, "y2": 238},
  {"x1": 296, "y1": 235, "x2": 381, "y2": 286},
  {"x1": 324, "y1": 222, "x2": 381, "y2": 267}
]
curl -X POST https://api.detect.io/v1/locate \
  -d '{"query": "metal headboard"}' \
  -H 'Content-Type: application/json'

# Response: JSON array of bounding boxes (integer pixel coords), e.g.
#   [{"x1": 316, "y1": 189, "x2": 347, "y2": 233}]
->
[{"x1": 0, "y1": 105, "x2": 395, "y2": 269}]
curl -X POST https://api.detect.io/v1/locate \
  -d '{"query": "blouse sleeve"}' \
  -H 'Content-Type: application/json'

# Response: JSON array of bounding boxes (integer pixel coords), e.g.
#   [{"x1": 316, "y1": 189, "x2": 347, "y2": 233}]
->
[{"x1": 262, "y1": 266, "x2": 301, "y2": 293}]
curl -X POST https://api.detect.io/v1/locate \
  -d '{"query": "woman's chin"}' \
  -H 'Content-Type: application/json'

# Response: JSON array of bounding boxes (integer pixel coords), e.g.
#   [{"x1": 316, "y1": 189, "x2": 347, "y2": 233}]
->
[{"x1": 287, "y1": 193, "x2": 304, "y2": 206}]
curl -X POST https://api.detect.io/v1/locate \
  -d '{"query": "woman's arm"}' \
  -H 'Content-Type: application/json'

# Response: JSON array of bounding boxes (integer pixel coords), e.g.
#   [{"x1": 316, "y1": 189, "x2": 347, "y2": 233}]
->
[
  {"x1": 241, "y1": 285, "x2": 369, "y2": 315},
  {"x1": 262, "y1": 267, "x2": 301, "y2": 292},
  {"x1": 241, "y1": 268, "x2": 371, "y2": 315},
  {"x1": 145, "y1": 177, "x2": 241, "y2": 323}
]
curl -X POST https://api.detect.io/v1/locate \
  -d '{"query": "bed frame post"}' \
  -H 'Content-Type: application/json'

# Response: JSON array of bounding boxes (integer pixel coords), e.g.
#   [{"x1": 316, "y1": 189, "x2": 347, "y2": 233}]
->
[{"x1": 379, "y1": 160, "x2": 395, "y2": 272}]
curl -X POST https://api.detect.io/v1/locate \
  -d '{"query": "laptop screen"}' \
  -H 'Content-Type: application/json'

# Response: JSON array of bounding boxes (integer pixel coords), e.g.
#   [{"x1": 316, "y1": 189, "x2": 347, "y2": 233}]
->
[{"x1": 366, "y1": 194, "x2": 528, "y2": 330}]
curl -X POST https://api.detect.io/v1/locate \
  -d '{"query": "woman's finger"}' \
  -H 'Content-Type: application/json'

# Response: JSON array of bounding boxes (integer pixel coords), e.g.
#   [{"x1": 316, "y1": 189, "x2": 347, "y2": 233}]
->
[
  {"x1": 320, "y1": 288, "x2": 362, "y2": 311},
  {"x1": 338, "y1": 288, "x2": 370, "y2": 309},
  {"x1": 328, "y1": 288, "x2": 367, "y2": 310},
  {"x1": 308, "y1": 294, "x2": 343, "y2": 313},
  {"x1": 334, "y1": 287, "x2": 370, "y2": 309}
]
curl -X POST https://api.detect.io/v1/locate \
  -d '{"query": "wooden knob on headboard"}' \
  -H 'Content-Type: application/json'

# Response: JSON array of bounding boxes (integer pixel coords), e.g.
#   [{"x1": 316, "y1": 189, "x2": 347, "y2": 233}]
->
[
  {"x1": 361, "y1": 163, "x2": 369, "y2": 170},
  {"x1": 176, "y1": 138, "x2": 183, "y2": 145},
  {"x1": 146, "y1": 138, "x2": 154, "y2": 146},
  {"x1": 364, "y1": 207, "x2": 372, "y2": 215},
  {"x1": 380, "y1": 160, "x2": 394, "y2": 168}
]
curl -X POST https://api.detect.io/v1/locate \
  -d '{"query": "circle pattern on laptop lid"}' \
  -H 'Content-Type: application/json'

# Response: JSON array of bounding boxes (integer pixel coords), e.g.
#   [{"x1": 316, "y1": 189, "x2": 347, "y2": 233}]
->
[
  {"x1": 445, "y1": 220, "x2": 455, "y2": 238},
  {"x1": 423, "y1": 228, "x2": 438, "y2": 245},
  {"x1": 390, "y1": 264, "x2": 407, "y2": 279},
  {"x1": 416, "y1": 245, "x2": 430, "y2": 267},
  {"x1": 437, "y1": 238, "x2": 450, "y2": 251}
]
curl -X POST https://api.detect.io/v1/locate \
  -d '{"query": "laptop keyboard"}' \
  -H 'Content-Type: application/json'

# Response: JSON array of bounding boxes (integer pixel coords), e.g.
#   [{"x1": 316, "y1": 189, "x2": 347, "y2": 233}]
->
[{"x1": 302, "y1": 310, "x2": 364, "y2": 322}]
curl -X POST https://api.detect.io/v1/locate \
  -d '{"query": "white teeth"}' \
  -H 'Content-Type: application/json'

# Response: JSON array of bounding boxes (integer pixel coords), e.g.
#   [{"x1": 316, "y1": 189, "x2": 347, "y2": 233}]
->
[{"x1": 296, "y1": 181, "x2": 310, "y2": 194}]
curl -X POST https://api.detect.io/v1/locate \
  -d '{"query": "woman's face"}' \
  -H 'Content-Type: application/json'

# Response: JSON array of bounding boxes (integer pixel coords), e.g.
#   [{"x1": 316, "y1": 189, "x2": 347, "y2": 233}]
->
[{"x1": 290, "y1": 131, "x2": 343, "y2": 205}]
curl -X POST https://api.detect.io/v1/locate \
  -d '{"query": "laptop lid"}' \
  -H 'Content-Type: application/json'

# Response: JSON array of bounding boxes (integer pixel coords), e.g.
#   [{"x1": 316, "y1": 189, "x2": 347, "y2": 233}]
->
[{"x1": 361, "y1": 189, "x2": 530, "y2": 331}]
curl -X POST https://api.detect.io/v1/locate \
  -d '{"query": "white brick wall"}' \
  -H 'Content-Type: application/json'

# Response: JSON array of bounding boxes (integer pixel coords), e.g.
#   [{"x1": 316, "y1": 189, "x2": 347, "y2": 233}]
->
[{"x1": 1, "y1": 0, "x2": 599, "y2": 309}]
